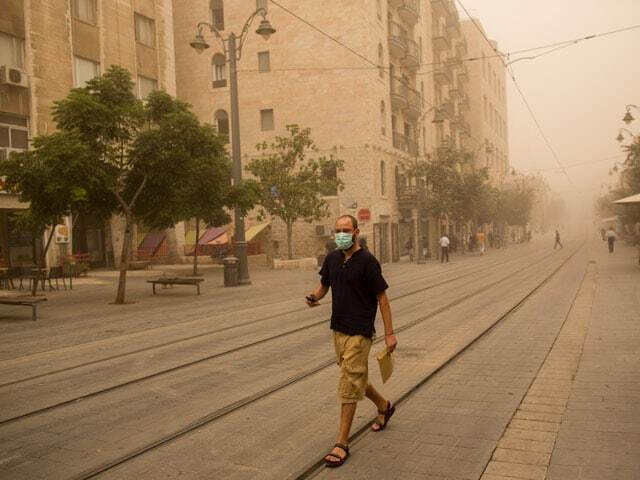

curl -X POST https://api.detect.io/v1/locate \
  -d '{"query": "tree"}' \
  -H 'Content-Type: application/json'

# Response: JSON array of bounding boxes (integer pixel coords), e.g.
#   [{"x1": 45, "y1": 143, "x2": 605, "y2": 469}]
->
[
  {"x1": 246, "y1": 125, "x2": 343, "y2": 259},
  {"x1": 131, "y1": 94, "x2": 257, "y2": 275},
  {"x1": 0, "y1": 132, "x2": 112, "y2": 295},
  {"x1": 23, "y1": 66, "x2": 243, "y2": 303}
]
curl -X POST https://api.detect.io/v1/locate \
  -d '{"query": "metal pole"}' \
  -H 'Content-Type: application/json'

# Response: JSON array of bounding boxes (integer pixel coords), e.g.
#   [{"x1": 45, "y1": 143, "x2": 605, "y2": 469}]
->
[
  {"x1": 228, "y1": 33, "x2": 250, "y2": 285},
  {"x1": 416, "y1": 180, "x2": 426, "y2": 264}
]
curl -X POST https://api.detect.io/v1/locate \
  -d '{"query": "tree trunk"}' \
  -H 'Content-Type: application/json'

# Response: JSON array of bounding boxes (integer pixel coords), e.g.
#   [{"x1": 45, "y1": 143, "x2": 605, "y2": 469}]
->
[
  {"x1": 193, "y1": 217, "x2": 199, "y2": 276},
  {"x1": 31, "y1": 227, "x2": 56, "y2": 296},
  {"x1": 115, "y1": 214, "x2": 133, "y2": 304},
  {"x1": 286, "y1": 222, "x2": 293, "y2": 260}
]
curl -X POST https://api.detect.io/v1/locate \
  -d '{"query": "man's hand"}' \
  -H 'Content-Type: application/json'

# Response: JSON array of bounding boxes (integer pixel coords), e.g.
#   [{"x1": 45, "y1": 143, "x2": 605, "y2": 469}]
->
[
  {"x1": 305, "y1": 293, "x2": 320, "y2": 307},
  {"x1": 385, "y1": 333, "x2": 398, "y2": 353}
]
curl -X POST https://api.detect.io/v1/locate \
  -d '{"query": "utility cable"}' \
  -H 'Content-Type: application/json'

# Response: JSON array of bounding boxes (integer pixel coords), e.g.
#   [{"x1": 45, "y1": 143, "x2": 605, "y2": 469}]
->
[{"x1": 454, "y1": 0, "x2": 572, "y2": 182}]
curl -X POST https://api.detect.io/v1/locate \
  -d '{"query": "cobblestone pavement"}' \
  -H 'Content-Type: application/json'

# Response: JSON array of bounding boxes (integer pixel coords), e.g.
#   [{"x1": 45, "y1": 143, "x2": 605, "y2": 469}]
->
[{"x1": 4, "y1": 234, "x2": 637, "y2": 479}]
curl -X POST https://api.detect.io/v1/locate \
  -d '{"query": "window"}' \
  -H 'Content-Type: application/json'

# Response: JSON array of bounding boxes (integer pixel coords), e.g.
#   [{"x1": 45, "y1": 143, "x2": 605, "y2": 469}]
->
[
  {"x1": 378, "y1": 43, "x2": 384, "y2": 78},
  {"x1": 0, "y1": 32, "x2": 25, "y2": 68},
  {"x1": 134, "y1": 13, "x2": 155, "y2": 47},
  {"x1": 10, "y1": 129, "x2": 28, "y2": 149},
  {"x1": 380, "y1": 101, "x2": 386, "y2": 136},
  {"x1": 258, "y1": 51, "x2": 270, "y2": 72},
  {"x1": 321, "y1": 163, "x2": 338, "y2": 196},
  {"x1": 210, "y1": 0, "x2": 224, "y2": 30},
  {"x1": 260, "y1": 109, "x2": 274, "y2": 131},
  {"x1": 137, "y1": 75, "x2": 157, "y2": 99},
  {"x1": 380, "y1": 161, "x2": 386, "y2": 196},
  {"x1": 72, "y1": 0, "x2": 97, "y2": 24},
  {"x1": 212, "y1": 53, "x2": 226, "y2": 87},
  {"x1": 214, "y1": 109, "x2": 229, "y2": 137},
  {"x1": 73, "y1": 56, "x2": 100, "y2": 87}
]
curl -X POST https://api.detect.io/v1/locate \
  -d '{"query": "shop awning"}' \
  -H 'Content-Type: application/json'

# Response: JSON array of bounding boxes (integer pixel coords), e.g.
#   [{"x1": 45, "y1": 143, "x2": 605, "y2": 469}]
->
[
  {"x1": 0, "y1": 193, "x2": 29, "y2": 210},
  {"x1": 245, "y1": 223, "x2": 270, "y2": 242},
  {"x1": 138, "y1": 232, "x2": 166, "y2": 253},
  {"x1": 613, "y1": 193, "x2": 640, "y2": 205},
  {"x1": 198, "y1": 227, "x2": 226, "y2": 245}
]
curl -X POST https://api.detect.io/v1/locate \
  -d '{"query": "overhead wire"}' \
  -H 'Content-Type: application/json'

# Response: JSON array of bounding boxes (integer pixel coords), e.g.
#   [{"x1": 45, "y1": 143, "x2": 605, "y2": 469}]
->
[{"x1": 453, "y1": 0, "x2": 572, "y2": 182}]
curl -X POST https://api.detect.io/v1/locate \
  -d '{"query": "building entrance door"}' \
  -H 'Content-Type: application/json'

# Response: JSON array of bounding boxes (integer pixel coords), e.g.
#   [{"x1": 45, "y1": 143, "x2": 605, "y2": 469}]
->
[
  {"x1": 373, "y1": 222, "x2": 390, "y2": 264},
  {"x1": 391, "y1": 223, "x2": 399, "y2": 262}
]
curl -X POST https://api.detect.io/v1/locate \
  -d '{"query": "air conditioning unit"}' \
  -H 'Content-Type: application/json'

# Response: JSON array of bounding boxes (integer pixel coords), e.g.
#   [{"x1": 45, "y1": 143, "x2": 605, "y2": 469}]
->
[
  {"x1": 0, "y1": 66, "x2": 29, "y2": 88},
  {"x1": 315, "y1": 225, "x2": 332, "y2": 237}
]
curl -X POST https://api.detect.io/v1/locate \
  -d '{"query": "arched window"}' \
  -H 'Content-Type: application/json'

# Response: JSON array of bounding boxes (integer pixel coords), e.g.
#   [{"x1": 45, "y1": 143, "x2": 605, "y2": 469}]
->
[
  {"x1": 212, "y1": 53, "x2": 226, "y2": 87},
  {"x1": 378, "y1": 43, "x2": 384, "y2": 78},
  {"x1": 210, "y1": 0, "x2": 224, "y2": 30},
  {"x1": 214, "y1": 109, "x2": 229, "y2": 138},
  {"x1": 380, "y1": 101, "x2": 386, "y2": 136},
  {"x1": 380, "y1": 160, "x2": 386, "y2": 196}
]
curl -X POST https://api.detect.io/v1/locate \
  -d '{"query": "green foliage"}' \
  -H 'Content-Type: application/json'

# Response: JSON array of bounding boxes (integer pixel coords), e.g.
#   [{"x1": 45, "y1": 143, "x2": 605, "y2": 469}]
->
[{"x1": 246, "y1": 125, "x2": 343, "y2": 258}]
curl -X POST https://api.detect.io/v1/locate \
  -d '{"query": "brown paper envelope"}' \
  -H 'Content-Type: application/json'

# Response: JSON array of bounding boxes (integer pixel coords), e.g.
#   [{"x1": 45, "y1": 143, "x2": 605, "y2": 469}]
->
[{"x1": 376, "y1": 347, "x2": 394, "y2": 384}]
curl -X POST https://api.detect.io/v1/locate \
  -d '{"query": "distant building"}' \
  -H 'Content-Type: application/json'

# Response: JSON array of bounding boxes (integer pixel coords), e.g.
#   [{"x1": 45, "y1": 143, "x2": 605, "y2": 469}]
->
[{"x1": 0, "y1": 0, "x2": 179, "y2": 268}]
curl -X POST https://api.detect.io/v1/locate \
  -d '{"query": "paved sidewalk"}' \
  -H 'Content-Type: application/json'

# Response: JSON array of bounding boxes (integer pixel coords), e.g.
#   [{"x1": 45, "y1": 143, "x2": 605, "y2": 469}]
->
[{"x1": 546, "y1": 243, "x2": 640, "y2": 479}]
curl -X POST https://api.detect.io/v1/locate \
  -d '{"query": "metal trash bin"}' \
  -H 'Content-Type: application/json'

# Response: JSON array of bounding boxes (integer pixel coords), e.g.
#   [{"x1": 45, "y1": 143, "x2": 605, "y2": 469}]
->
[{"x1": 223, "y1": 256, "x2": 239, "y2": 287}]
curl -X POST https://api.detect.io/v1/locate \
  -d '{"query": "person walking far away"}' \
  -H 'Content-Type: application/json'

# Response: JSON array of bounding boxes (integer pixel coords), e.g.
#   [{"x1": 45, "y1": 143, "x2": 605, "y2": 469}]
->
[
  {"x1": 554, "y1": 230, "x2": 563, "y2": 250},
  {"x1": 477, "y1": 230, "x2": 486, "y2": 255},
  {"x1": 605, "y1": 227, "x2": 617, "y2": 253},
  {"x1": 439, "y1": 233, "x2": 450, "y2": 263},
  {"x1": 306, "y1": 214, "x2": 398, "y2": 468}
]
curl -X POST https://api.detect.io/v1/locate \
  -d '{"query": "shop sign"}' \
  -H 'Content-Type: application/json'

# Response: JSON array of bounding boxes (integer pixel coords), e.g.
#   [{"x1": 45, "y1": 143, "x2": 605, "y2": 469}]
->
[{"x1": 55, "y1": 224, "x2": 70, "y2": 244}]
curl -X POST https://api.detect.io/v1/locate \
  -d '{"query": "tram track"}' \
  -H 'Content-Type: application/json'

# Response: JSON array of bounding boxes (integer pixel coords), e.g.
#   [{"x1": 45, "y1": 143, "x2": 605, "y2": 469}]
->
[
  {"x1": 0, "y1": 247, "x2": 557, "y2": 429},
  {"x1": 62, "y1": 244, "x2": 582, "y2": 480},
  {"x1": 0, "y1": 244, "x2": 549, "y2": 391}
]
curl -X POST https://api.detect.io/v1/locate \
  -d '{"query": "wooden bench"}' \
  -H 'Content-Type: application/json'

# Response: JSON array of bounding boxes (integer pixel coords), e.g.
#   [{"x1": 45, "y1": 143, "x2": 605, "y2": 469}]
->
[
  {"x1": 0, "y1": 297, "x2": 47, "y2": 321},
  {"x1": 147, "y1": 277, "x2": 204, "y2": 296}
]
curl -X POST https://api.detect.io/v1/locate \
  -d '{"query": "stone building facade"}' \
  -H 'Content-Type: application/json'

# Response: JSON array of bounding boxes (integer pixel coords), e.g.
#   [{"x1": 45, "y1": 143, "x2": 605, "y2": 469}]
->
[
  {"x1": 461, "y1": 18, "x2": 510, "y2": 184},
  {"x1": 173, "y1": 0, "x2": 479, "y2": 263},
  {"x1": 0, "y1": 0, "x2": 181, "y2": 268}
]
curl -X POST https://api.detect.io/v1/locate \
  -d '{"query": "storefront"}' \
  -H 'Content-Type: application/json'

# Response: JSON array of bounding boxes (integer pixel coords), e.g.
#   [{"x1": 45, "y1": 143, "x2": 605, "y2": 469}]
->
[{"x1": 0, "y1": 194, "x2": 40, "y2": 267}]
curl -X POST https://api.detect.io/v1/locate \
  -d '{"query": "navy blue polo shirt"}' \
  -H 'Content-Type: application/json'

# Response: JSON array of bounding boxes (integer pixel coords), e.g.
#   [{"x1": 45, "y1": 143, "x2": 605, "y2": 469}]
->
[{"x1": 319, "y1": 248, "x2": 389, "y2": 338}]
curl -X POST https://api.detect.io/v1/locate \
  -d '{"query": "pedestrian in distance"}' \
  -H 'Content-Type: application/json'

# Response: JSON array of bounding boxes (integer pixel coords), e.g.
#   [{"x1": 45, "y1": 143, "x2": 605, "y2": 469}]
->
[
  {"x1": 477, "y1": 230, "x2": 486, "y2": 255},
  {"x1": 605, "y1": 227, "x2": 617, "y2": 253},
  {"x1": 306, "y1": 215, "x2": 398, "y2": 468},
  {"x1": 439, "y1": 233, "x2": 450, "y2": 263},
  {"x1": 554, "y1": 230, "x2": 564, "y2": 249},
  {"x1": 468, "y1": 232, "x2": 476, "y2": 253}
]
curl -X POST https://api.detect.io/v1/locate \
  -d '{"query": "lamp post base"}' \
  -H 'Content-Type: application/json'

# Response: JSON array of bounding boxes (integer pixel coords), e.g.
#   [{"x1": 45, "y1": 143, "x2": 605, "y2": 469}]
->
[{"x1": 234, "y1": 240, "x2": 252, "y2": 285}]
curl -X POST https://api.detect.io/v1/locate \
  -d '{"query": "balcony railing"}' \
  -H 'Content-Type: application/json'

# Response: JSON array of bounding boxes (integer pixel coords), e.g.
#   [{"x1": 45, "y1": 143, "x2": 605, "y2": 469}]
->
[
  {"x1": 433, "y1": 66, "x2": 452, "y2": 85},
  {"x1": 432, "y1": 34, "x2": 450, "y2": 52},
  {"x1": 404, "y1": 86, "x2": 422, "y2": 119},
  {"x1": 395, "y1": 0, "x2": 420, "y2": 25},
  {"x1": 390, "y1": 77, "x2": 409, "y2": 110},
  {"x1": 393, "y1": 132, "x2": 418, "y2": 156},
  {"x1": 388, "y1": 20, "x2": 408, "y2": 59},
  {"x1": 401, "y1": 37, "x2": 420, "y2": 70}
]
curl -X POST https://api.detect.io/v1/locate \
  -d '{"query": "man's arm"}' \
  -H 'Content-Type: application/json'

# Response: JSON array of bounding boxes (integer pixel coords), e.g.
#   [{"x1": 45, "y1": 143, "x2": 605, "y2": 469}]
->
[
  {"x1": 306, "y1": 283, "x2": 329, "y2": 306},
  {"x1": 377, "y1": 291, "x2": 397, "y2": 352}
]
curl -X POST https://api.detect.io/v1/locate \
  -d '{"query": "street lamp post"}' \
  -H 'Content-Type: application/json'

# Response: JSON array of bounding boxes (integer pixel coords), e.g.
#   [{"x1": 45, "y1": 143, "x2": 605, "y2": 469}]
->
[
  {"x1": 616, "y1": 128, "x2": 635, "y2": 143},
  {"x1": 622, "y1": 104, "x2": 640, "y2": 125},
  {"x1": 190, "y1": 9, "x2": 276, "y2": 285}
]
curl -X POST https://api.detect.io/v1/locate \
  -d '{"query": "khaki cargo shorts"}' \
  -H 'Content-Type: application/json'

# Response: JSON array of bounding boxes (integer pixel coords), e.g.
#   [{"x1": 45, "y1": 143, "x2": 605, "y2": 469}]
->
[{"x1": 333, "y1": 331, "x2": 372, "y2": 404}]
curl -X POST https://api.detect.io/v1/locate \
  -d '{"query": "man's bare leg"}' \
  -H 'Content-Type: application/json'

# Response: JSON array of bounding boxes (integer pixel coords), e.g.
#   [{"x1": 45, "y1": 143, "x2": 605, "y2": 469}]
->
[
  {"x1": 365, "y1": 383, "x2": 390, "y2": 431},
  {"x1": 325, "y1": 402, "x2": 357, "y2": 464}
]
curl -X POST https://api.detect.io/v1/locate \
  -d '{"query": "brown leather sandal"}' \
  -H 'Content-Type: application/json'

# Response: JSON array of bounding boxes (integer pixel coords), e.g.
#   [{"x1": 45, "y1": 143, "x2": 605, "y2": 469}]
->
[
  {"x1": 372, "y1": 401, "x2": 395, "y2": 432},
  {"x1": 324, "y1": 443, "x2": 349, "y2": 468}
]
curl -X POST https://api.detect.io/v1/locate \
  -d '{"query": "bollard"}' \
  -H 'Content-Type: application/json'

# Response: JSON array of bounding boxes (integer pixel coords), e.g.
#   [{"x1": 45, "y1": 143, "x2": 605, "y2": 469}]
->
[{"x1": 223, "y1": 256, "x2": 239, "y2": 287}]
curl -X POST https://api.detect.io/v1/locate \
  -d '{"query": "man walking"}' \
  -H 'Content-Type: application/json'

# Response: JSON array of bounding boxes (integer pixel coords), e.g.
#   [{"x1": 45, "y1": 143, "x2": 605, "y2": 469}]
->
[
  {"x1": 306, "y1": 215, "x2": 398, "y2": 468},
  {"x1": 439, "y1": 233, "x2": 450, "y2": 263},
  {"x1": 477, "y1": 230, "x2": 486, "y2": 255},
  {"x1": 605, "y1": 227, "x2": 617, "y2": 253},
  {"x1": 554, "y1": 229, "x2": 563, "y2": 249}
]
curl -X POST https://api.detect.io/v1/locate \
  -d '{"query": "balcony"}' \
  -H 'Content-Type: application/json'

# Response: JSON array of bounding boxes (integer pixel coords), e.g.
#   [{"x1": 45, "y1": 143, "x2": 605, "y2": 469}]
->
[
  {"x1": 388, "y1": 20, "x2": 408, "y2": 59},
  {"x1": 390, "y1": 77, "x2": 409, "y2": 110},
  {"x1": 393, "y1": 132, "x2": 418, "y2": 156},
  {"x1": 445, "y1": 13, "x2": 461, "y2": 37},
  {"x1": 459, "y1": 93, "x2": 470, "y2": 108},
  {"x1": 456, "y1": 38, "x2": 468, "y2": 57},
  {"x1": 457, "y1": 63, "x2": 469, "y2": 83},
  {"x1": 448, "y1": 87, "x2": 461, "y2": 100},
  {"x1": 403, "y1": 86, "x2": 422, "y2": 119},
  {"x1": 391, "y1": 0, "x2": 420, "y2": 25},
  {"x1": 432, "y1": 34, "x2": 450, "y2": 52},
  {"x1": 433, "y1": 66, "x2": 452, "y2": 85},
  {"x1": 431, "y1": 0, "x2": 454, "y2": 19},
  {"x1": 401, "y1": 37, "x2": 421, "y2": 70},
  {"x1": 441, "y1": 100, "x2": 455, "y2": 119},
  {"x1": 397, "y1": 184, "x2": 419, "y2": 209}
]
